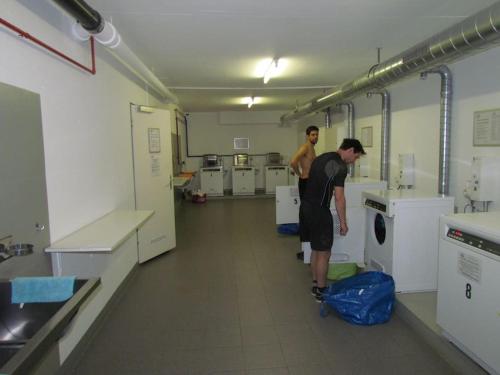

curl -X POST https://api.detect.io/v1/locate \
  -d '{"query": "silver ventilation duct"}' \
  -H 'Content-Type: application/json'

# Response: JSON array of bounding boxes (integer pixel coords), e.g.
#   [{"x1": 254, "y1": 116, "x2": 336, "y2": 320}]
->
[
  {"x1": 420, "y1": 66, "x2": 452, "y2": 195},
  {"x1": 281, "y1": 2, "x2": 500, "y2": 124},
  {"x1": 337, "y1": 102, "x2": 355, "y2": 177},
  {"x1": 366, "y1": 91, "x2": 391, "y2": 182},
  {"x1": 324, "y1": 107, "x2": 332, "y2": 128}
]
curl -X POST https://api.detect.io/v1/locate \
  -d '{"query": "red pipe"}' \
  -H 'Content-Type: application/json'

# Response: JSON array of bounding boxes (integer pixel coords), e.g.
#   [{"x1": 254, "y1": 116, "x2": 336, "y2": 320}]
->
[{"x1": 0, "y1": 17, "x2": 96, "y2": 75}]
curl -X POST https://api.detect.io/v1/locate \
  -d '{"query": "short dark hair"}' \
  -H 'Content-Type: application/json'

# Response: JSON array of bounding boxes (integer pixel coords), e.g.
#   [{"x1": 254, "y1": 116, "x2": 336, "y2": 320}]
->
[
  {"x1": 339, "y1": 138, "x2": 366, "y2": 155},
  {"x1": 306, "y1": 126, "x2": 319, "y2": 135}
]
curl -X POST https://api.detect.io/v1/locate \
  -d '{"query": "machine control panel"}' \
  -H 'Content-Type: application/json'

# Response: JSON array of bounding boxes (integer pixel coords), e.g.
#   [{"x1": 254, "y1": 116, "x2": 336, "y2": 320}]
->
[
  {"x1": 447, "y1": 227, "x2": 500, "y2": 257},
  {"x1": 234, "y1": 167, "x2": 253, "y2": 171},
  {"x1": 202, "y1": 167, "x2": 222, "y2": 172},
  {"x1": 364, "y1": 199, "x2": 387, "y2": 213},
  {"x1": 266, "y1": 166, "x2": 286, "y2": 170}
]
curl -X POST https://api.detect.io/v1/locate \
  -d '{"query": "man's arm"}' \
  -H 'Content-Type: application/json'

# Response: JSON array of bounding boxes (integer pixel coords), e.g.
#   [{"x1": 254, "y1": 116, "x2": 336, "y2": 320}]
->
[
  {"x1": 334, "y1": 186, "x2": 348, "y2": 235},
  {"x1": 290, "y1": 144, "x2": 307, "y2": 177}
]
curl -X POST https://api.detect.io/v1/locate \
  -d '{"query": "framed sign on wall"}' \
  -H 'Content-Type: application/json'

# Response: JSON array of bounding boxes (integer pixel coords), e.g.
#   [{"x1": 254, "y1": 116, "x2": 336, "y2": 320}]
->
[
  {"x1": 233, "y1": 137, "x2": 250, "y2": 150},
  {"x1": 361, "y1": 126, "x2": 373, "y2": 147},
  {"x1": 473, "y1": 108, "x2": 500, "y2": 146}
]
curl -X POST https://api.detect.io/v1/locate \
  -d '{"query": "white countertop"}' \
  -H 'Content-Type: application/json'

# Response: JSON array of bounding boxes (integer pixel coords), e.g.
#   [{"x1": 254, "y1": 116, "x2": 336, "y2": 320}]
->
[{"x1": 45, "y1": 209, "x2": 154, "y2": 253}]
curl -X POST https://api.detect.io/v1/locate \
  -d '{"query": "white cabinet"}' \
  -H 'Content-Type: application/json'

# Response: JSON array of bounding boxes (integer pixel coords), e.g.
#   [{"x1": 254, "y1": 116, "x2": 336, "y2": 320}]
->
[
  {"x1": 265, "y1": 166, "x2": 289, "y2": 194},
  {"x1": 232, "y1": 166, "x2": 255, "y2": 195},
  {"x1": 200, "y1": 167, "x2": 224, "y2": 196}
]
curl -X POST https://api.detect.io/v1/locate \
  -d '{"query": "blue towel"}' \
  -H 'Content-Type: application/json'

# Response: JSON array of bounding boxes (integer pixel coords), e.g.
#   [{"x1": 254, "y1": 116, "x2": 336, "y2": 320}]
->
[{"x1": 11, "y1": 276, "x2": 76, "y2": 303}]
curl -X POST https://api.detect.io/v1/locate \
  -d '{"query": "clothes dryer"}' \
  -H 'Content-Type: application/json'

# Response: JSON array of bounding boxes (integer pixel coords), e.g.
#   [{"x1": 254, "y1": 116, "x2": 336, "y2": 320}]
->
[
  {"x1": 437, "y1": 212, "x2": 500, "y2": 375},
  {"x1": 363, "y1": 189, "x2": 454, "y2": 292}
]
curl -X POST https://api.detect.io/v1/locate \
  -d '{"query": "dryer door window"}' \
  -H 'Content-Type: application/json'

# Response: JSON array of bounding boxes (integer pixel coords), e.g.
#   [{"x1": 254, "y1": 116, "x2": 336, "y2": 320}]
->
[{"x1": 374, "y1": 213, "x2": 386, "y2": 245}]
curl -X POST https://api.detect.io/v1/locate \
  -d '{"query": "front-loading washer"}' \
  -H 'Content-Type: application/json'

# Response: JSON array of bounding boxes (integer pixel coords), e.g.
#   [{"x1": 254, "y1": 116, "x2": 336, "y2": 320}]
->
[{"x1": 363, "y1": 189, "x2": 454, "y2": 292}]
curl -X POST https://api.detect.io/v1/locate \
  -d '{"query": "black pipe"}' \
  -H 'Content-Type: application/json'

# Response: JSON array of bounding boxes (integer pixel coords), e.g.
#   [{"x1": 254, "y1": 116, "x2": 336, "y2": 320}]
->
[
  {"x1": 175, "y1": 111, "x2": 181, "y2": 165},
  {"x1": 52, "y1": 0, "x2": 104, "y2": 33}
]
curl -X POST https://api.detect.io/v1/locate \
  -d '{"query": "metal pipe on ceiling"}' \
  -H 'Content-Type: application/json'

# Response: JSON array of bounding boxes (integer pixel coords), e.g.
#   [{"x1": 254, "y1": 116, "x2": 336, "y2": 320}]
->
[
  {"x1": 52, "y1": 0, "x2": 103, "y2": 33},
  {"x1": 281, "y1": 2, "x2": 500, "y2": 124},
  {"x1": 52, "y1": 0, "x2": 178, "y2": 104}
]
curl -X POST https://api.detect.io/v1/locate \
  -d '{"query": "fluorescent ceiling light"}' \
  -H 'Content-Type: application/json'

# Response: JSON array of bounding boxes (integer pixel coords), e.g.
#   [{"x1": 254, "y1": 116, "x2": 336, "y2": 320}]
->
[
  {"x1": 254, "y1": 58, "x2": 288, "y2": 80},
  {"x1": 243, "y1": 96, "x2": 260, "y2": 108},
  {"x1": 263, "y1": 59, "x2": 280, "y2": 84}
]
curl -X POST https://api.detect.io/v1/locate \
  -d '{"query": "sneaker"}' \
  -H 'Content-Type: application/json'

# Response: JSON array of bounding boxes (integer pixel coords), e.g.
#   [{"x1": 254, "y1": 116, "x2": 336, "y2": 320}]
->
[
  {"x1": 315, "y1": 287, "x2": 327, "y2": 303},
  {"x1": 311, "y1": 286, "x2": 318, "y2": 296}
]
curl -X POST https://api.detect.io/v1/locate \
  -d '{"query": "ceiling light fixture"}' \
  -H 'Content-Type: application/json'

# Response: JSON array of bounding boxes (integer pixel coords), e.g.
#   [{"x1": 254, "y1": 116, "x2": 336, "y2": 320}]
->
[{"x1": 263, "y1": 58, "x2": 279, "y2": 84}]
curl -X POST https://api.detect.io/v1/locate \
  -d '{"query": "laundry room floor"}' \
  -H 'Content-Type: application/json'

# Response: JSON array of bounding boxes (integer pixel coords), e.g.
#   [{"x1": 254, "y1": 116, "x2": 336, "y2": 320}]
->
[{"x1": 71, "y1": 199, "x2": 462, "y2": 375}]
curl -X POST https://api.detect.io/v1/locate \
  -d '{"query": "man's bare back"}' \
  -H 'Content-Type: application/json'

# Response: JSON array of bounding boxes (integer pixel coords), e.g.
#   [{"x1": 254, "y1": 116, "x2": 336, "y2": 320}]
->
[{"x1": 292, "y1": 142, "x2": 316, "y2": 179}]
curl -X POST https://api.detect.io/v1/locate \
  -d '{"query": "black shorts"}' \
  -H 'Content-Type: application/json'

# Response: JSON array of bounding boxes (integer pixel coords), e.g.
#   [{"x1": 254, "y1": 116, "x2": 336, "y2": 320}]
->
[
  {"x1": 298, "y1": 178, "x2": 307, "y2": 200},
  {"x1": 299, "y1": 200, "x2": 333, "y2": 251}
]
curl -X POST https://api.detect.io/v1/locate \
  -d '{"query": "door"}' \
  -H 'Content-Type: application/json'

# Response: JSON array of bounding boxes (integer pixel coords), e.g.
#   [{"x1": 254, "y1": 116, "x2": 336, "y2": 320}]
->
[{"x1": 131, "y1": 105, "x2": 176, "y2": 263}]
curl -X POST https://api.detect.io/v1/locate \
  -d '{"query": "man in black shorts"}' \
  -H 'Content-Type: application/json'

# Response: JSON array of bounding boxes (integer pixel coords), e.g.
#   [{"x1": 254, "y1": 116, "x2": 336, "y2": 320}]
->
[
  {"x1": 290, "y1": 126, "x2": 319, "y2": 260},
  {"x1": 299, "y1": 138, "x2": 365, "y2": 302}
]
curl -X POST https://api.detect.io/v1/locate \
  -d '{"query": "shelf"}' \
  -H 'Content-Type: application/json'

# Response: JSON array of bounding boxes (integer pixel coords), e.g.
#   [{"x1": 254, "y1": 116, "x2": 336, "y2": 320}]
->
[
  {"x1": 45, "y1": 210, "x2": 154, "y2": 253},
  {"x1": 173, "y1": 176, "x2": 191, "y2": 188}
]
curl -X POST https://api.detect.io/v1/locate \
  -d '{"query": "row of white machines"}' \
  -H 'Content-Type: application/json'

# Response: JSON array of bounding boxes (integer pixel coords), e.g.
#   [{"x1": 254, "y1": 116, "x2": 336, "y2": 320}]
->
[
  {"x1": 276, "y1": 178, "x2": 387, "y2": 265},
  {"x1": 276, "y1": 180, "x2": 455, "y2": 291},
  {"x1": 201, "y1": 165, "x2": 290, "y2": 196},
  {"x1": 366, "y1": 196, "x2": 500, "y2": 374},
  {"x1": 276, "y1": 181, "x2": 500, "y2": 374}
]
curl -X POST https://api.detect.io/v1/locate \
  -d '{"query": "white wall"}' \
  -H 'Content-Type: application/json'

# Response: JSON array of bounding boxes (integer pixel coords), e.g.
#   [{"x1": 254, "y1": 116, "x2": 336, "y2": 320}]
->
[
  {"x1": 184, "y1": 111, "x2": 298, "y2": 189},
  {"x1": 322, "y1": 46, "x2": 500, "y2": 212},
  {"x1": 1, "y1": 0, "x2": 170, "y2": 364}
]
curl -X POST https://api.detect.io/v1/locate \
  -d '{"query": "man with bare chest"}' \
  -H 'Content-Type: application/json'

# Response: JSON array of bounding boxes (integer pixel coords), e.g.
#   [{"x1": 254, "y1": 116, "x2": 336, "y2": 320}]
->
[
  {"x1": 290, "y1": 126, "x2": 319, "y2": 200},
  {"x1": 290, "y1": 126, "x2": 319, "y2": 260}
]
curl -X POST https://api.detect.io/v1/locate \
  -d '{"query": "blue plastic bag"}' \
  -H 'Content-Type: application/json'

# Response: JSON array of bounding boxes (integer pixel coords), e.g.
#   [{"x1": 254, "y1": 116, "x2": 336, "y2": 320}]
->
[
  {"x1": 277, "y1": 223, "x2": 299, "y2": 235},
  {"x1": 321, "y1": 271, "x2": 395, "y2": 325}
]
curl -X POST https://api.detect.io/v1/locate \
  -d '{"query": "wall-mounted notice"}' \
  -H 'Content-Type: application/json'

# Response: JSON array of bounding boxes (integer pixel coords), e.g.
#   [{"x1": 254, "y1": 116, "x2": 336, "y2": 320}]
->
[
  {"x1": 361, "y1": 126, "x2": 373, "y2": 147},
  {"x1": 148, "y1": 128, "x2": 161, "y2": 153},
  {"x1": 151, "y1": 155, "x2": 161, "y2": 177},
  {"x1": 473, "y1": 109, "x2": 500, "y2": 146}
]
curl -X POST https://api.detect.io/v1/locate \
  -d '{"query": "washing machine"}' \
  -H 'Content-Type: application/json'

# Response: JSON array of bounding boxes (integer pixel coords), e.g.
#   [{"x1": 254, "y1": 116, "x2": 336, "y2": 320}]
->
[
  {"x1": 200, "y1": 166, "x2": 224, "y2": 196},
  {"x1": 302, "y1": 177, "x2": 387, "y2": 264},
  {"x1": 232, "y1": 166, "x2": 255, "y2": 195},
  {"x1": 363, "y1": 189, "x2": 454, "y2": 292},
  {"x1": 437, "y1": 212, "x2": 500, "y2": 375},
  {"x1": 265, "y1": 165, "x2": 289, "y2": 194}
]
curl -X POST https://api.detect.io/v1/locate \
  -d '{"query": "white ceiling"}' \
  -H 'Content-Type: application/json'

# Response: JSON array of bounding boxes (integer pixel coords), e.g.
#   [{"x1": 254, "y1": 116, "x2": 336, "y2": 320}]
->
[{"x1": 93, "y1": 0, "x2": 498, "y2": 112}]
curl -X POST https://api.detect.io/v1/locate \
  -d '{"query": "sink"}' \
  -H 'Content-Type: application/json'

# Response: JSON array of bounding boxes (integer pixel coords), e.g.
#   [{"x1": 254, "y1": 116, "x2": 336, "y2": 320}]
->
[{"x1": 0, "y1": 278, "x2": 100, "y2": 374}]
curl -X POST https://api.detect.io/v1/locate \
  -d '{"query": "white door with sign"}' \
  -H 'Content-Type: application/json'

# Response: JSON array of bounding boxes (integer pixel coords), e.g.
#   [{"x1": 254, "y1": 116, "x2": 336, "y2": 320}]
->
[{"x1": 131, "y1": 105, "x2": 176, "y2": 263}]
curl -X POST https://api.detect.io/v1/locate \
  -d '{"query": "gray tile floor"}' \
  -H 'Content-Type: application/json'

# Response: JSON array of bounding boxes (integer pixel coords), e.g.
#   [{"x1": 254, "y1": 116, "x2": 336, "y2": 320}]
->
[{"x1": 72, "y1": 198, "x2": 457, "y2": 375}]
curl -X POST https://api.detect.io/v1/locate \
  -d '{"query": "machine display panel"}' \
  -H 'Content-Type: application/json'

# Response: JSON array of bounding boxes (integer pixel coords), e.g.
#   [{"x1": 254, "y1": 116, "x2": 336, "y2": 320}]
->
[
  {"x1": 447, "y1": 227, "x2": 500, "y2": 257},
  {"x1": 364, "y1": 199, "x2": 386, "y2": 213}
]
